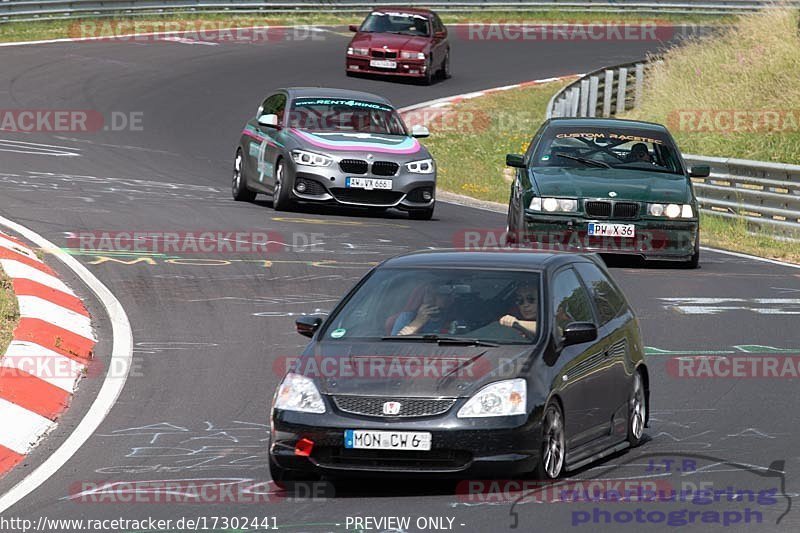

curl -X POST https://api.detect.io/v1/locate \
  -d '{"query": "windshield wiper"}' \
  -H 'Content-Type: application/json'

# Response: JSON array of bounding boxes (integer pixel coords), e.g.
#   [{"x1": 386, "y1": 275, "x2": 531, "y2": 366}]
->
[
  {"x1": 382, "y1": 334, "x2": 499, "y2": 347},
  {"x1": 610, "y1": 164, "x2": 682, "y2": 175},
  {"x1": 555, "y1": 153, "x2": 611, "y2": 169}
]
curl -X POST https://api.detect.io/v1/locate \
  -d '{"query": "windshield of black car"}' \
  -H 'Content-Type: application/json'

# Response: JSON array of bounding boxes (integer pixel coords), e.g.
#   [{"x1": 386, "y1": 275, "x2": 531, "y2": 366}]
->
[
  {"x1": 287, "y1": 98, "x2": 408, "y2": 135},
  {"x1": 360, "y1": 12, "x2": 431, "y2": 36},
  {"x1": 532, "y1": 127, "x2": 684, "y2": 174},
  {"x1": 321, "y1": 268, "x2": 542, "y2": 344}
]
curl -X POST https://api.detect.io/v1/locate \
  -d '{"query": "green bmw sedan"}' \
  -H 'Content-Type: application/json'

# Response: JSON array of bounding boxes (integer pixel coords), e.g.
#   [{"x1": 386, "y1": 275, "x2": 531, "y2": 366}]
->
[{"x1": 505, "y1": 118, "x2": 709, "y2": 268}]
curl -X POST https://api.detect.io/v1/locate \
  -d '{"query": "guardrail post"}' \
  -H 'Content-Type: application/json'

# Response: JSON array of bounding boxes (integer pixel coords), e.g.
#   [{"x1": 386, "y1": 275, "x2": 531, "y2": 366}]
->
[
  {"x1": 634, "y1": 63, "x2": 645, "y2": 109},
  {"x1": 616, "y1": 67, "x2": 628, "y2": 114},
  {"x1": 553, "y1": 99, "x2": 564, "y2": 118},
  {"x1": 570, "y1": 88, "x2": 580, "y2": 117},
  {"x1": 579, "y1": 79, "x2": 590, "y2": 117},
  {"x1": 588, "y1": 76, "x2": 599, "y2": 118},
  {"x1": 602, "y1": 69, "x2": 614, "y2": 117}
]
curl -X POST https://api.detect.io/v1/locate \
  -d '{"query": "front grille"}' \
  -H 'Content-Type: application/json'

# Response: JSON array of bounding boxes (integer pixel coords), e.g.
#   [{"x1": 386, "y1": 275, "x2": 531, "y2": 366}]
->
[
  {"x1": 613, "y1": 202, "x2": 639, "y2": 219},
  {"x1": 294, "y1": 178, "x2": 327, "y2": 196},
  {"x1": 314, "y1": 447, "x2": 472, "y2": 471},
  {"x1": 332, "y1": 396, "x2": 457, "y2": 418},
  {"x1": 329, "y1": 188, "x2": 404, "y2": 206},
  {"x1": 370, "y1": 50, "x2": 397, "y2": 59},
  {"x1": 339, "y1": 159, "x2": 368, "y2": 174},
  {"x1": 585, "y1": 201, "x2": 612, "y2": 218},
  {"x1": 371, "y1": 161, "x2": 399, "y2": 176}
]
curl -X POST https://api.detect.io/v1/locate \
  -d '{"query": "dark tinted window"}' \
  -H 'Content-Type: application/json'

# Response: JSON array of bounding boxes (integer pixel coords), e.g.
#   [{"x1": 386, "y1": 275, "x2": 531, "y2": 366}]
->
[
  {"x1": 551, "y1": 268, "x2": 594, "y2": 337},
  {"x1": 260, "y1": 94, "x2": 286, "y2": 122},
  {"x1": 574, "y1": 263, "x2": 627, "y2": 326},
  {"x1": 433, "y1": 15, "x2": 445, "y2": 33}
]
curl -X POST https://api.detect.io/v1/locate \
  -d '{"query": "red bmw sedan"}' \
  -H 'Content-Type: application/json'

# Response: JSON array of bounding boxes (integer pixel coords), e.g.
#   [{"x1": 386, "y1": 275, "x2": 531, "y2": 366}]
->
[{"x1": 346, "y1": 8, "x2": 450, "y2": 84}]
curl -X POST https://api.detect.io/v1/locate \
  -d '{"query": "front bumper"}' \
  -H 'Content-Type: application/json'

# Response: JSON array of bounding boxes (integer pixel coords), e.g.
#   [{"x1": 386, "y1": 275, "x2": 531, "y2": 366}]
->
[
  {"x1": 270, "y1": 406, "x2": 542, "y2": 478},
  {"x1": 521, "y1": 214, "x2": 699, "y2": 260},
  {"x1": 290, "y1": 166, "x2": 435, "y2": 211},
  {"x1": 346, "y1": 57, "x2": 428, "y2": 78}
]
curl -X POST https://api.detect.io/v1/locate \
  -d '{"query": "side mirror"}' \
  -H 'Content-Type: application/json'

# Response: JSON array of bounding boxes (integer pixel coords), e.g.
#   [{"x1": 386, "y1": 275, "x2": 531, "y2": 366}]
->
[
  {"x1": 434, "y1": 31, "x2": 446, "y2": 38},
  {"x1": 689, "y1": 165, "x2": 710, "y2": 178},
  {"x1": 349, "y1": 24, "x2": 360, "y2": 32},
  {"x1": 563, "y1": 322, "x2": 598, "y2": 346},
  {"x1": 296, "y1": 316, "x2": 323, "y2": 338},
  {"x1": 411, "y1": 124, "x2": 430, "y2": 138},
  {"x1": 506, "y1": 154, "x2": 526, "y2": 168},
  {"x1": 258, "y1": 114, "x2": 279, "y2": 128}
]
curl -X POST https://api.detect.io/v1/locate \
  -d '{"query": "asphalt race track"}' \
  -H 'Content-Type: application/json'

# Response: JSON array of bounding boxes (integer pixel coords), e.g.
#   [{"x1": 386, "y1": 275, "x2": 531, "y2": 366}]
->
[{"x1": 1, "y1": 24, "x2": 799, "y2": 533}]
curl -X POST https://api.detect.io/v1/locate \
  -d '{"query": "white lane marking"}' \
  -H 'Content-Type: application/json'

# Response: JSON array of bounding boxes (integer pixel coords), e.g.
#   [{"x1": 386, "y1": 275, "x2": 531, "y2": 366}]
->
[
  {"x1": 699, "y1": 246, "x2": 800, "y2": 270},
  {"x1": 0, "y1": 235, "x2": 40, "y2": 260},
  {"x1": 160, "y1": 36, "x2": 218, "y2": 46},
  {"x1": 0, "y1": 139, "x2": 81, "y2": 157},
  {"x1": 17, "y1": 295, "x2": 95, "y2": 340},
  {"x1": 0, "y1": 260, "x2": 72, "y2": 294},
  {"x1": 0, "y1": 215, "x2": 133, "y2": 514},
  {"x1": 0, "y1": 399, "x2": 55, "y2": 454},
  {"x1": 1, "y1": 341, "x2": 85, "y2": 393}
]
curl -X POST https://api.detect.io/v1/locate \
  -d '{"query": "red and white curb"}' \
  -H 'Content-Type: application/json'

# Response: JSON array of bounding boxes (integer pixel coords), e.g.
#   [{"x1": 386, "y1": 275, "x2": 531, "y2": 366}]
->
[
  {"x1": 399, "y1": 74, "x2": 582, "y2": 127},
  {"x1": 0, "y1": 232, "x2": 95, "y2": 476}
]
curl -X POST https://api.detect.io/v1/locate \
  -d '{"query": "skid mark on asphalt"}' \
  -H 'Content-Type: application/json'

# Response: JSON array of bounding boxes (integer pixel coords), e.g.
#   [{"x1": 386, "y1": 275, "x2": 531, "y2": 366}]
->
[{"x1": 659, "y1": 297, "x2": 800, "y2": 315}]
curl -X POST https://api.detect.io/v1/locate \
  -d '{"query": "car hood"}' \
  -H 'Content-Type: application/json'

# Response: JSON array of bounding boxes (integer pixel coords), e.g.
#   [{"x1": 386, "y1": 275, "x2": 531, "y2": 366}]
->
[
  {"x1": 351, "y1": 33, "x2": 430, "y2": 51},
  {"x1": 297, "y1": 342, "x2": 536, "y2": 398},
  {"x1": 531, "y1": 167, "x2": 691, "y2": 203},
  {"x1": 289, "y1": 129, "x2": 425, "y2": 158}
]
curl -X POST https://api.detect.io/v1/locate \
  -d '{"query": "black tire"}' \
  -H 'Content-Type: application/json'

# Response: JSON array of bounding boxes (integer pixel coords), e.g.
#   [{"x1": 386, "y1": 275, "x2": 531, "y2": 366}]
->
[
  {"x1": 627, "y1": 371, "x2": 647, "y2": 447},
  {"x1": 272, "y1": 158, "x2": 293, "y2": 211},
  {"x1": 408, "y1": 204, "x2": 434, "y2": 220},
  {"x1": 684, "y1": 236, "x2": 700, "y2": 269},
  {"x1": 232, "y1": 149, "x2": 256, "y2": 202},
  {"x1": 440, "y1": 51, "x2": 451, "y2": 79},
  {"x1": 422, "y1": 56, "x2": 434, "y2": 85},
  {"x1": 535, "y1": 402, "x2": 566, "y2": 480}
]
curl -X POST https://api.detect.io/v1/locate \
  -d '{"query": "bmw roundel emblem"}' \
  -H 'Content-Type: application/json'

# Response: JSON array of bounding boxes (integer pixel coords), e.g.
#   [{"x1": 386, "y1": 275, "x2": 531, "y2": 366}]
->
[{"x1": 608, "y1": 191, "x2": 618, "y2": 198}]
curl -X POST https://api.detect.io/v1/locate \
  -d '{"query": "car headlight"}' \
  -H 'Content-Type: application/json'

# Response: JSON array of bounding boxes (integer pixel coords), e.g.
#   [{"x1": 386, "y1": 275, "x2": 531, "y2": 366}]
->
[
  {"x1": 291, "y1": 149, "x2": 332, "y2": 167},
  {"x1": 406, "y1": 158, "x2": 435, "y2": 174},
  {"x1": 400, "y1": 50, "x2": 425, "y2": 60},
  {"x1": 348, "y1": 47, "x2": 369, "y2": 56},
  {"x1": 529, "y1": 197, "x2": 578, "y2": 213},
  {"x1": 273, "y1": 373, "x2": 326, "y2": 414},
  {"x1": 457, "y1": 379, "x2": 526, "y2": 418},
  {"x1": 648, "y1": 203, "x2": 693, "y2": 218}
]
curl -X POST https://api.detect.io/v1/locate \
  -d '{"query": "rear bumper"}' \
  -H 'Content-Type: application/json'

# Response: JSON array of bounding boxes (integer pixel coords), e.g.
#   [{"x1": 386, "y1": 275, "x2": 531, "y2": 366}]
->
[{"x1": 521, "y1": 215, "x2": 699, "y2": 260}]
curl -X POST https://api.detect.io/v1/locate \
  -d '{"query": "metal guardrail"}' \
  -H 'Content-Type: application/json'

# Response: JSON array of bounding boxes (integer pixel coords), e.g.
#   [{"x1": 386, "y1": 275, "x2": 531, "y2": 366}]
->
[
  {"x1": 1, "y1": 0, "x2": 798, "y2": 23},
  {"x1": 546, "y1": 60, "x2": 800, "y2": 237}
]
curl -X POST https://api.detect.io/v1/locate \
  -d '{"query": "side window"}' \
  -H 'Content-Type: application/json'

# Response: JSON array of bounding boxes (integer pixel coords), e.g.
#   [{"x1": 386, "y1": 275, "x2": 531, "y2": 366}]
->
[
  {"x1": 259, "y1": 94, "x2": 286, "y2": 122},
  {"x1": 574, "y1": 263, "x2": 627, "y2": 326},
  {"x1": 433, "y1": 15, "x2": 445, "y2": 34},
  {"x1": 551, "y1": 268, "x2": 594, "y2": 337}
]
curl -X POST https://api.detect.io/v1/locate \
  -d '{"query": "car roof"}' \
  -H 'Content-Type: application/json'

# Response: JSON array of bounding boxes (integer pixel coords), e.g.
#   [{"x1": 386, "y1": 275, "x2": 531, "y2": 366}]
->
[
  {"x1": 369, "y1": 7, "x2": 435, "y2": 16},
  {"x1": 283, "y1": 87, "x2": 393, "y2": 106},
  {"x1": 546, "y1": 117, "x2": 669, "y2": 132},
  {"x1": 380, "y1": 249, "x2": 600, "y2": 272}
]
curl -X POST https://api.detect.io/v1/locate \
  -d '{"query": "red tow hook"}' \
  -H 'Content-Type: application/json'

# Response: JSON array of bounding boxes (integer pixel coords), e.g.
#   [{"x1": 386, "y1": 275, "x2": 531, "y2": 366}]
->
[{"x1": 294, "y1": 438, "x2": 314, "y2": 457}]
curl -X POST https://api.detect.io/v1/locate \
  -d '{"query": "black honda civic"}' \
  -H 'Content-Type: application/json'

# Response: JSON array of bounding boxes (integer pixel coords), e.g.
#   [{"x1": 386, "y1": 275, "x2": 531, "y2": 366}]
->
[{"x1": 269, "y1": 250, "x2": 649, "y2": 481}]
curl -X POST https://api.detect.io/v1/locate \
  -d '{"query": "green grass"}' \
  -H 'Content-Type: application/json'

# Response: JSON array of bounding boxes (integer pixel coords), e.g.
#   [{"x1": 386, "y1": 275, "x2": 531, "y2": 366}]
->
[
  {"x1": 700, "y1": 213, "x2": 800, "y2": 263},
  {"x1": 625, "y1": 7, "x2": 800, "y2": 163},
  {"x1": 0, "y1": 266, "x2": 19, "y2": 358},
  {"x1": 0, "y1": 10, "x2": 731, "y2": 43},
  {"x1": 423, "y1": 79, "x2": 571, "y2": 203}
]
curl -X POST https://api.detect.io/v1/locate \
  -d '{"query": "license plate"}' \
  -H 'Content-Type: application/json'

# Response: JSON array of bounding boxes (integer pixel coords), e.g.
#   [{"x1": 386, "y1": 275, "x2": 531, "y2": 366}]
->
[
  {"x1": 588, "y1": 223, "x2": 636, "y2": 238},
  {"x1": 345, "y1": 177, "x2": 392, "y2": 190},
  {"x1": 369, "y1": 59, "x2": 397, "y2": 69},
  {"x1": 344, "y1": 430, "x2": 432, "y2": 451}
]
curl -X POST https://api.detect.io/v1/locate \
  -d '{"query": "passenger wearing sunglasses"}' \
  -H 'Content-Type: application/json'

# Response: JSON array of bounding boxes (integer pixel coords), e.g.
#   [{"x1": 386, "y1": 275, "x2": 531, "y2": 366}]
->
[{"x1": 499, "y1": 283, "x2": 538, "y2": 336}]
